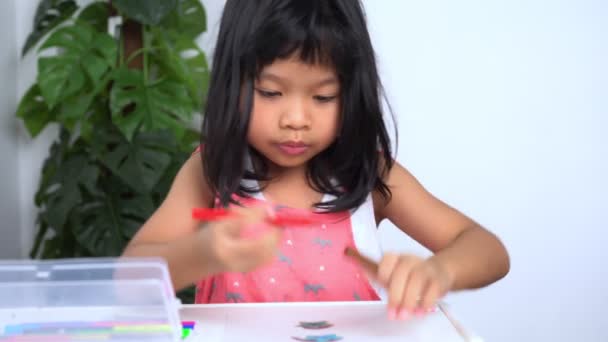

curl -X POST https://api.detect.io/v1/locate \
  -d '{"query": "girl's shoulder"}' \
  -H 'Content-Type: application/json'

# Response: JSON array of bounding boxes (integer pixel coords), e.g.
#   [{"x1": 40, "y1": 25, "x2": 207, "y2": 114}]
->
[
  {"x1": 371, "y1": 189, "x2": 386, "y2": 224},
  {"x1": 371, "y1": 158, "x2": 413, "y2": 223},
  {"x1": 371, "y1": 152, "x2": 397, "y2": 222},
  {"x1": 172, "y1": 148, "x2": 214, "y2": 208}
]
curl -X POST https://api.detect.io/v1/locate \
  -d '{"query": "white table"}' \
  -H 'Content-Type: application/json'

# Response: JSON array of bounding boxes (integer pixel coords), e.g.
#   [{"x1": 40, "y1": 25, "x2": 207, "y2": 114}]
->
[{"x1": 180, "y1": 301, "x2": 480, "y2": 342}]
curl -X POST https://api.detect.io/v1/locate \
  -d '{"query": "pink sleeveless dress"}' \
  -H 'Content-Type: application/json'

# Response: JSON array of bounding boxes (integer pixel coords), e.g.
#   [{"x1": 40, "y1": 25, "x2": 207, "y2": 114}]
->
[{"x1": 194, "y1": 186, "x2": 387, "y2": 303}]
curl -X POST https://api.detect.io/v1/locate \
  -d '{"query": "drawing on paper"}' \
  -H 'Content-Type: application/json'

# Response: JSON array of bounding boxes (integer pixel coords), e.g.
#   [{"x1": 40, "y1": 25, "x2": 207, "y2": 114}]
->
[
  {"x1": 291, "y1": 334, "x2": 344, "y2": 342},
  {"x1": 297, "y1": 320, "x2": 333, "y2": 329}
]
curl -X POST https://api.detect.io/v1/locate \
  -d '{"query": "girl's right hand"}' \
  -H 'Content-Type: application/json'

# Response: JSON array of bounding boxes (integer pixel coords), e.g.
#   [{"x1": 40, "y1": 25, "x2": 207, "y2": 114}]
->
[{"x1": 196, "y1": 206, "x2": 282, "y2": 274}]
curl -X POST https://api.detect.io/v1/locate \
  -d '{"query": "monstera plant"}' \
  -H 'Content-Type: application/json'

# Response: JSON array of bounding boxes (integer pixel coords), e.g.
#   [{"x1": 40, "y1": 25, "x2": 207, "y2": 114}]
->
[{"x1": 16, "y1": 0, "x2": 210, "y2": 302}]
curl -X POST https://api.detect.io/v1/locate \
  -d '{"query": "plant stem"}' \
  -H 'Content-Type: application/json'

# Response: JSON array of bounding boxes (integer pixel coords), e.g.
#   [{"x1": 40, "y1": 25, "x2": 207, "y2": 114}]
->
[
  {"x1": 143, "y1": 25, "x2": 149, "y2": 84},
  {"x1": 119, "y1": 22, "x2": 125, "y2": 67},
  {"x1": 124, "y1": 47, "x2": 159, "y2": 67}
]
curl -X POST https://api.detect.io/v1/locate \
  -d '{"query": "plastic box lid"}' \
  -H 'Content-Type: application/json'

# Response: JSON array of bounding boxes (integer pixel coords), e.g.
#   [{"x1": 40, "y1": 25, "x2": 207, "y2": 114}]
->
[{"x1": 0, "y1": 258, "x2": 182, "y2": 341}]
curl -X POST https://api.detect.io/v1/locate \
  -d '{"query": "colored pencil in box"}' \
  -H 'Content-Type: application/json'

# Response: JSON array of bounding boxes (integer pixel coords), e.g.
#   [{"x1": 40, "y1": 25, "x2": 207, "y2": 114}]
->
[
  {"x1": 3, "y1": 321, "x2": 173, "y2": 336},
  {"x1": 181, "y1": 321, "x2": 195, "y2": 339}
]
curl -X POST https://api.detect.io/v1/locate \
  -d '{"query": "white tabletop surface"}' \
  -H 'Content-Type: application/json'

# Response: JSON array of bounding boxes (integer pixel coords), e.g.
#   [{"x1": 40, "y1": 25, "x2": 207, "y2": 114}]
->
[{"x1": 179, "y1": 301, "x2": 479, "y2": 342}]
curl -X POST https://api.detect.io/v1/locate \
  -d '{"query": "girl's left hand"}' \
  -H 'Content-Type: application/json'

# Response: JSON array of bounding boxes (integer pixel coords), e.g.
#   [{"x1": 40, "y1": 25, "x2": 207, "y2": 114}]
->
[{"x1": 376, "y1": 253, "x2": 454, "y2": 320}]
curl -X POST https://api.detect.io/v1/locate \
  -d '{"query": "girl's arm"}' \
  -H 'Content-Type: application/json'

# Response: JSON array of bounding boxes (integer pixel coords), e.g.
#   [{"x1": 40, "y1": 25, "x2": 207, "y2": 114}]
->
[
  {"x1": 373, "y1": 161, "x2": 510, "y2": 316},
  {"x1": 122, "y1": 154, "x2": 280, "y2": 291},
  {"x1": 122, "y1": 154, "x2": 213, "y2": 290}
]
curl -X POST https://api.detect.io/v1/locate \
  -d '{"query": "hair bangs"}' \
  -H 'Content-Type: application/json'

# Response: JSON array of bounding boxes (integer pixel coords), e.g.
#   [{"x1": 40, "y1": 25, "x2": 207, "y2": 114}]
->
[{"x1": 248, "y1": 1, "x2": 353, "y2": 77}]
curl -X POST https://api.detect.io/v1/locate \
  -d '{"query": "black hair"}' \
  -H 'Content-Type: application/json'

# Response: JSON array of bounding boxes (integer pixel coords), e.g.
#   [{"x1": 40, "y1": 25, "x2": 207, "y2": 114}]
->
[{"x1": 201, "y1": 0, "x2": 395, "y2": 212}]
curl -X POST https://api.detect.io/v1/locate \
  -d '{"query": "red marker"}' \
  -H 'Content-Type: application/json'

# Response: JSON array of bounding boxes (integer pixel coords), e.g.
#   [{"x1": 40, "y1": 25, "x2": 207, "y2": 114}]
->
[{"x1": 192, "y1": 208, "x2": 317, "y2": 226}]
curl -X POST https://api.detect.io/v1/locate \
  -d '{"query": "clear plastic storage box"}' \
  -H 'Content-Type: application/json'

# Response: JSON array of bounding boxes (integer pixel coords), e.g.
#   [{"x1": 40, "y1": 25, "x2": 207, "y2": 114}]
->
[{"x1": 0, "y1": 258, "x2": 182, "y2": 341}]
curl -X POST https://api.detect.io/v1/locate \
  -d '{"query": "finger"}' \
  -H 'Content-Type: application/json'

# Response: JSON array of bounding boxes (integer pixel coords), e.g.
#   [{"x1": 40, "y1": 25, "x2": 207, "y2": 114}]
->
[
  {"x1": 218, "y1": 215, "x2": 246, "y2": 237},
  {"x1": 223, "y1": 206, "x2": 272, "y2": 237},
  {"x1": 386, "y1": 258, "x2": 415, "y2": 311},
  {"x1": 401, "y1": 268, "x2": 430, "y2": 313},
  {"x1": 420, "y1": 280, "x2": 442, "y2": 312},
  {"x1": 344, "y1": 247, "x2": 378, "y2": 277},
  {"x1": 233, "y1": 205, "x2": 270, "y2": 224},
  {"x1": 239, "y1": 207, "x2": 281, "y2": 239},
  {"x1": 240, "y1": 222, "x2": 272, "y2": 239},
  {"x1": 232, "y1": 228, "x2": 281, "y2": 270},
  {"x1": 239, "y1": 227, "x2": 281, "y2": 256},
  {"x1": 377, "y1": 253, "x2": 400, "y2": 286}
]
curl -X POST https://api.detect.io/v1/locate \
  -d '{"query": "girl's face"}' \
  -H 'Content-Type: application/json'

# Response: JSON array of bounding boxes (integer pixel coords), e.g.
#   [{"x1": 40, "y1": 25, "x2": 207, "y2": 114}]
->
[{"x1": 247, "y1": 55, "x2": 341, "y2": 172}]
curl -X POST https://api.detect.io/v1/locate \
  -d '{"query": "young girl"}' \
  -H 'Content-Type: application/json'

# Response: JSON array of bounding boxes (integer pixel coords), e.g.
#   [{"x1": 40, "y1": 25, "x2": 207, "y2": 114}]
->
[{"x1": 123, "y1": 0, "x2": 509, "y2": 320}]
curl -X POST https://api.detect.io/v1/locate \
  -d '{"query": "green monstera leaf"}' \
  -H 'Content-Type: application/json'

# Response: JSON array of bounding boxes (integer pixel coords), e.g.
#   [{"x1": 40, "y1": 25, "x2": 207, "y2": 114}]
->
[
  {"x1": 160, "y1": 0, "x2": 206, "y2": 39},
  {"x1": 35, "y1": 129, "x2": 70, "y2": 208},
  {"x1": 152, "y1": 30, "x2": 209, "y2": 108},
  {"x1": 53, "y1": 92, "x2": 98, "y2": 131},
  {"x1": 37, "y1": 23, "x2": 117, "y2": 109},
  {"x1": 22, "y1": 0, "x2": 78, "y2": 56},
  {"x1": 39, "y1": 235, "x2": 64, "y2": 259},
  {"x1": 110, "y1": 67, "x2": 194, "y2": 141},
  {"x1": 30, "y1": 217, "x2": 50, "y2": 258},
  {"x1": 79, "y1": 99, "x2": 112, "y2": 144},
  {"x1": 16, "y1": 85, "x2": 54, "y2": 137},
  {"x1": 92, "y1": 126, "x2": 175, "y2": 194},
  {"x1": 77, "y1": 1, "x2": 110, "y2": 33},
  {"x1": 112, "y1": 0, "x2": 177, "y2": 26},
  {"x1": 37, "y1": 144, "x2": 99, "y2": 231},
  {"x1": 70, "y1": 187, "x2": 155, "y2": 257},
  {"x1": 36, "y1": 226, "x2": 89, "y2": 259},
  {"x1": 34, "y1": 130, "x2": 99, "y2": 242}
]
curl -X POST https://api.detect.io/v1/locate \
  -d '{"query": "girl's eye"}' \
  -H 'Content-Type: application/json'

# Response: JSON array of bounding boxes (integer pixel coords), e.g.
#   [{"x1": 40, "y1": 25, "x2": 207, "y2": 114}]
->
[
  {"x1": 256, "y1": 89, "x2": 281, "y2": 98},
  {"x1": 313, "y1": 95, "x2": 338, "y2": 103}
]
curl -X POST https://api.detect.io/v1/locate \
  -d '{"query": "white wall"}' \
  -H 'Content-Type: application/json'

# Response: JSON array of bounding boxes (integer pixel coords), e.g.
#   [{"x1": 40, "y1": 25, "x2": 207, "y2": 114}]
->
[
  {"x1": 8, "y1": 0, "x2": 607, "y2": 341},
  {"x1": 0, "y1": 0, "x2": 21, "y2": 258},
  {"x1": 366, "y1": 1, "x2": 608, "y2": 341},
  {"x1": 15, "y1": 0, "x2": 52, "y2": 261}
]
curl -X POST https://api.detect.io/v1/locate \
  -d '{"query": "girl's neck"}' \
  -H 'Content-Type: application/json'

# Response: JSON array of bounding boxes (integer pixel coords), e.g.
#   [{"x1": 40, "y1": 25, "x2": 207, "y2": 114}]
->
[
  {"x1": 267, "y1": 163, "x2": 306, "y2": 182},
  {"x1": 259, "y1": 163, "x2": 324, "y2": 210}
]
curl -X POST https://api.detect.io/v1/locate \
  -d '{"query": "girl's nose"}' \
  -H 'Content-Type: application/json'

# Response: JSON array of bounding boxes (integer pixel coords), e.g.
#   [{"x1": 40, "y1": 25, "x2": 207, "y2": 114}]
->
[{"x1": 279, "y1": 99, "x2": 310, "y2": 130}]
